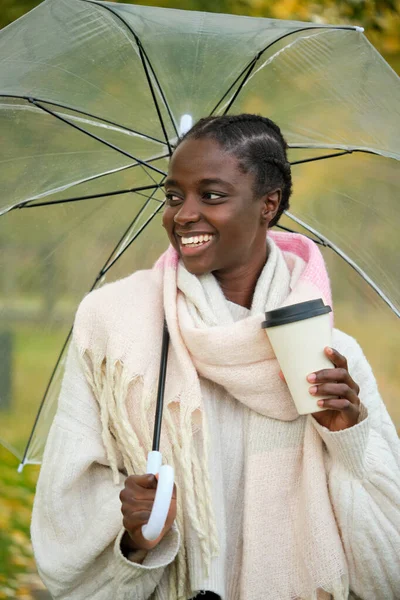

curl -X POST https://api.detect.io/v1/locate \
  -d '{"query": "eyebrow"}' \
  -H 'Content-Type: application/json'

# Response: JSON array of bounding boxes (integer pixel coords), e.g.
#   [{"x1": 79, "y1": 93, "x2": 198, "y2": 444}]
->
[
  {"x1": 164, "y1": 178, "x2": 179, "y2": 188},
  {"x1": 164, "y1": 177, "x2": 233, "y2": 188}
]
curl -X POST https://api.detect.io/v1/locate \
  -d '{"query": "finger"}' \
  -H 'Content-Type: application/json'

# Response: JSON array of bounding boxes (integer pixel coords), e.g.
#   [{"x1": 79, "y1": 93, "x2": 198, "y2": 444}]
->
[
  {"x1": 325, "y1": 348, "x2": 360, "y2": 394},
  {"x1": 316, "y1": 398, "x2": 360, "y2": 413},
  {"x1": 307, "y1": 367, "x2": 354, "y2": 387},
  {"x1": 120, "y1": 474, "x2": 157, "y2": 501},
  {"x1": 126, "y1": 474, "x2": 158, "y2": 490},
  {"x1": 309, "y1": 383, "x2": 360, "y2": 405},
  {"x1": 123, "y1": 494, "x2": 177, "y2": 531},
  {"x1": 121, "y1": 499, "x2": 155, "y2": 517},
  {"x1": 324, "y1": 346, "x2": 348, "y2": 370},
  {"x1": 172, "y1": 483, "x2": 177, "y2": 500},
  {"x1": 121, "y1": 479, "x2": 177, "y2": 509},
  {"x1": 120, "y1": 486, "x2": 157, "y2": 504},
  {"x1": 123, "y1": 510, "x2": 151, "y2": 532}
]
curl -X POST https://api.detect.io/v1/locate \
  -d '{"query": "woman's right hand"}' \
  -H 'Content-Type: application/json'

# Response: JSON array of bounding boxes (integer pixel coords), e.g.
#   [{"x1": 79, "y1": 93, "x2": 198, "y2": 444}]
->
[{"x1": 119, "y1": 474, "x2": 177, "y2": 552}]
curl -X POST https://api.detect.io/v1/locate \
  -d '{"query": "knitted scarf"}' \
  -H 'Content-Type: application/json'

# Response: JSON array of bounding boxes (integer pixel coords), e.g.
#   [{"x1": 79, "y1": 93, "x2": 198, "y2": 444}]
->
[{"x1": 74, "y1": 231, "x2": 349, "y2": 600}]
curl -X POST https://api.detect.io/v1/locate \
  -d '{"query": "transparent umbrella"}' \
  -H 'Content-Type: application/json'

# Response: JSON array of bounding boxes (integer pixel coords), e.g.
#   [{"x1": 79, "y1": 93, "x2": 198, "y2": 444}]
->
[{"x1": 0, "y1": 0, "x2": 399, "y2": 471}]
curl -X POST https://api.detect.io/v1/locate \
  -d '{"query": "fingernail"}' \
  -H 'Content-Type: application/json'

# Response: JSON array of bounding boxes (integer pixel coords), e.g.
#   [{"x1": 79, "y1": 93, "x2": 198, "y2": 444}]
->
[
  {"x1": 307, "y1": 373, "x2": 316, "y2": 383},
  {"x1": 317, "y1": 400, "x2": 325, "y2": 407},
  {"x1": 309, "y1": 386, "x2": 317, "y2": 395}
]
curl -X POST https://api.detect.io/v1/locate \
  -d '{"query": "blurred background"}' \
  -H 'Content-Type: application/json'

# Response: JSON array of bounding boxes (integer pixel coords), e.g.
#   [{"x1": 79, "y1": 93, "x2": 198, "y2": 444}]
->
[
  {"x1": 1, "y1": 0, "x2": 400, "y2": 73},
  {"x1": 0, "y1": 0, "x2": 399, "y2": 598}
]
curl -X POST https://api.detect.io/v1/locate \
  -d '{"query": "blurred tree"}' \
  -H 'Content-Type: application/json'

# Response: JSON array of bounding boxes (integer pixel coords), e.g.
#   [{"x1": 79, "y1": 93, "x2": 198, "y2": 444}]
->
[
  {"x1": 0, "y1": 0, "x2": 41, "y2": 28},
  {"x1": 1, "y1": 0, "x2": 399, "y2": 73}
]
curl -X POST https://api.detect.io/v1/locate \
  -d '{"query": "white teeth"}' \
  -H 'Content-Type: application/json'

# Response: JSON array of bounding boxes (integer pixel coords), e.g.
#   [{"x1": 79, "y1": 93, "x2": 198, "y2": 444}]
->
[{"x1": 181, "y1": 234, "x2": 214, "y2": 245}]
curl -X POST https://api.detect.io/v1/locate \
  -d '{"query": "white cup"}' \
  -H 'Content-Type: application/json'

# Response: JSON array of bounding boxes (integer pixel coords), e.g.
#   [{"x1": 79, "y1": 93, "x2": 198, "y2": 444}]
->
[{"x1": 262, "y1": 299, "x2": 333, "y2": 415}]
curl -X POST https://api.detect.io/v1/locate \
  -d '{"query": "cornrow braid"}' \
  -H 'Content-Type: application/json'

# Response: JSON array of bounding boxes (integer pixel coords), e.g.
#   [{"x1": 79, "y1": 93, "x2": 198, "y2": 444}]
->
[{"x1": 177, "y1": 114, "x2": 292, "y2": 227}]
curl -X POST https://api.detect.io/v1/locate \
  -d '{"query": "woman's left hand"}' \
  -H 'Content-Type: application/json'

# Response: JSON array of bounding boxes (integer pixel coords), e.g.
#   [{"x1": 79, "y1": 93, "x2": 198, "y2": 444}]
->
[{"x1": 307, "y1": 347, "x2": 361, "y2": 432}]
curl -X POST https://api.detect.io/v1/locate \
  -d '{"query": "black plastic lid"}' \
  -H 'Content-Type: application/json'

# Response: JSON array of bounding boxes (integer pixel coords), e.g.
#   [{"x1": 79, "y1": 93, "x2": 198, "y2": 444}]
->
[{"x1": 262, "y1": 298, "x2": 332, "y2": 329}]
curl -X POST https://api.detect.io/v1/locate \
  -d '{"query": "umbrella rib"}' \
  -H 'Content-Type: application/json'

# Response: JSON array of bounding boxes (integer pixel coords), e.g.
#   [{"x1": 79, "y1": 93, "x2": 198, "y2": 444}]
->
[
  {"x1": 139, "y1": 44, "x2": 179, "y2": 140},
  {"x1": 83, "y1": 0, "x2": 178, "y2": 151},
  {"x1": 0, "y1": 94, "x2": 167, "y2": 146},
  {"x1": 290, "y1": 151, "x2": 351, "y2": 165},
  {"x1": 99, "y1": 194, "x2": 165, "y2": 279},
  {"x1": 289, "y1": 148, "x2": 397, "y2": 166},
  {"x1": 3, "y1": 153, "x2": 169, "y2": 213},
  {"x1": 18, "y1": 328, "x2": 73, "y2": 472},
  {"x1": 18, "y1": 183, "x2": 165, "y2": 470},
  {"x1": 289, "y1": 143, "x2": 398, "y2": 161},
  {"x1": 209, "y1": 58, "x2": 258, "y2": 116},
  {"x1": 285, "y1": 211, "x2": 400, "y2": 318},
  {"x1": 98, "y1": 184, "x2": 165, "y2": 277},
  {"x1": 221, "y1": 24, "x2": 364, "y2": 114},
  {"x1": 136, "y1": 43, "x2": 174, "y2": 155},
  {"x1": 222, "y1": 58, "x2": 259, "y2": 116},
  {"x1": 15, "y1": 184, "x2": 164, "y2": 209},
  {"x1": 29, "y1": 98, "x2": 167, "y2": 177},
  {"x1": 275, "y1": 223, "x2": 325, "y2": 245}
]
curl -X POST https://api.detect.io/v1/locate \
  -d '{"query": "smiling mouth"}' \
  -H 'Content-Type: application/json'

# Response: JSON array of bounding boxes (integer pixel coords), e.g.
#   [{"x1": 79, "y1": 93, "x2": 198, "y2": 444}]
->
[
  {"x1": 179, "y1": 233, "x2": 215, "y2": 248},
  {"x1": 177, "y1": 233, "x2": 215, "y2": 254}
]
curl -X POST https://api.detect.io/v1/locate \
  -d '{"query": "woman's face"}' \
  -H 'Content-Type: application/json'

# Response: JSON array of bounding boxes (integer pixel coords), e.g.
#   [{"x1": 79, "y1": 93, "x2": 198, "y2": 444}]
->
[{"x1": 162, "y1": 136, "x2": 280, "y2": 277}]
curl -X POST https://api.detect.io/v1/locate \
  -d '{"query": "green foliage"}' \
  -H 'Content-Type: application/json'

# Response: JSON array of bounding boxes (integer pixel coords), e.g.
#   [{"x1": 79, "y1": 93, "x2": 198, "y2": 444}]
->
[
  {"x1": 0, "y1": 446, "x2": 45, "y2": 599},
  {"x1": 0, "y1": 0, "x2": 40, "y2": 29},
  {"x1": 0, "y1": 323, "x2": 64, "y2": 597}
]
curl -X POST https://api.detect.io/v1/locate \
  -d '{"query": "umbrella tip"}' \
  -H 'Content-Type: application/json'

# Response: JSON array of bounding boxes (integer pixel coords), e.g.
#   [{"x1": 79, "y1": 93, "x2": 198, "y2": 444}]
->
[{"x1": 179, "y1": 114, "x2": 193, "y2": 136}]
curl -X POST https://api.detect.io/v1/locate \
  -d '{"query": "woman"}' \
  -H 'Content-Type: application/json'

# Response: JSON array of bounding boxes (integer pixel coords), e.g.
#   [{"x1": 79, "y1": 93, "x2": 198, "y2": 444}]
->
[{"x1": 31, "y1": 114, "x2": 400, "y2": 600}]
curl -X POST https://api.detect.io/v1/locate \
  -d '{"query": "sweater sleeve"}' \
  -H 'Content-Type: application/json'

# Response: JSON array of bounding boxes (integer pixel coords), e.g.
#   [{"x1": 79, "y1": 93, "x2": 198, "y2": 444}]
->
[
  {"x1": 31, "y1": 338, "x2": 180, "y2": 600},
  {"x1": 310, "y1": 329, "x2": 400, "y2": 600}
]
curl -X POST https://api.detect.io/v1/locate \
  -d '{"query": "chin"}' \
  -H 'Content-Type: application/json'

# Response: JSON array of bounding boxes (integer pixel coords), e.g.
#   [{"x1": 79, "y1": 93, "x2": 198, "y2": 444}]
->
[{"x1": 180, "y1": 257, "x2": 212, "y2": 276}]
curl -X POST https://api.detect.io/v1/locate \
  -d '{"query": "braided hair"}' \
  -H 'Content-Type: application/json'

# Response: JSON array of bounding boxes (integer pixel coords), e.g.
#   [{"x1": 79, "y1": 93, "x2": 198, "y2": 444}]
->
[{"x1": 177, "y1": 114, "x2": 292, "y2": 227}]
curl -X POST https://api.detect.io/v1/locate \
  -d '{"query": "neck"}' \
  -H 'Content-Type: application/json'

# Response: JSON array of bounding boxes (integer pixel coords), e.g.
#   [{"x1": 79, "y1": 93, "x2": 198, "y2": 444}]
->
[{"x1": 214, "y1": 246, "x2": 268, "y2": 309}]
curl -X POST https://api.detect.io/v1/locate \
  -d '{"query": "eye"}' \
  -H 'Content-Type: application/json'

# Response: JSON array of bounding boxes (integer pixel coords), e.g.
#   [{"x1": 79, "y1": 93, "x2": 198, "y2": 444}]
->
[
  {"x1": 165, "y1": 192, "x2": 183, "y2": 206},
  {"x1": 202, "y1": 192, "x2": 225, "y2": 202}
]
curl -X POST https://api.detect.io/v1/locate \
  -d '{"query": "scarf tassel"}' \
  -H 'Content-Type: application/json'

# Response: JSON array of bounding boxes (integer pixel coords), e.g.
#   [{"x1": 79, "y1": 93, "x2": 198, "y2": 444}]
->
[{"x1": 79, "y1": 350, "x2": 219, "y2": 600}]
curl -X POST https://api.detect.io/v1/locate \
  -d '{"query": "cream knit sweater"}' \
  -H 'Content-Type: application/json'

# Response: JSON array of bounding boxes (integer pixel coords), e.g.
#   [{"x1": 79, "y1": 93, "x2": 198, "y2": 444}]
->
[{"x1": 31, "y1": 305, "x2": 400, "y2": 599}]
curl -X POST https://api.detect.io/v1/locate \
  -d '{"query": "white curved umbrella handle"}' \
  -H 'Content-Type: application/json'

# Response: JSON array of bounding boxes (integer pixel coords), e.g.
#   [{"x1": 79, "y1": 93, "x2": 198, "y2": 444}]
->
[{"x1": 141, "y1": 451, "x2": 174, "y2": 542}]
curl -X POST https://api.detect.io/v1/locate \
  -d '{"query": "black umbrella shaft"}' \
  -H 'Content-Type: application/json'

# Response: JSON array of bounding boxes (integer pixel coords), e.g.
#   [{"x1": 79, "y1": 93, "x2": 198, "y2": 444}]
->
[{"x1": 152, "y1": 320, "x2": 170, "y2": 452}]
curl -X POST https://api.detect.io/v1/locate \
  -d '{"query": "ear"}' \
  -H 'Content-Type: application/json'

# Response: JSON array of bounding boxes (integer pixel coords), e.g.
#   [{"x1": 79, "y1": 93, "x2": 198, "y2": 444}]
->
[{"x1": 260, "y1": 189, "x2": 282, "y2": 224}]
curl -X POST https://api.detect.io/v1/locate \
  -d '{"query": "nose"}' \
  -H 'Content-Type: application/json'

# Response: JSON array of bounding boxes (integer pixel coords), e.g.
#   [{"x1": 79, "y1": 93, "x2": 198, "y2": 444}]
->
[{"x1": 173, "y1": 196, "x2": 201, "y2": 226}]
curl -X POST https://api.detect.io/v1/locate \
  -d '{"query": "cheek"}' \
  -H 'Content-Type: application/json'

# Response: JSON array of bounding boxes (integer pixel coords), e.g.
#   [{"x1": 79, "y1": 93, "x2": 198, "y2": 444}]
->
[
  {"x1": 162, "y1": 209, "x2": 178, "y2": 246},
  {"x1": 162, "y1": 208, "x2": 174, "y2": 233},
  {"x1": 218, "y1": 206, "x2": 260, "y2": 246}
]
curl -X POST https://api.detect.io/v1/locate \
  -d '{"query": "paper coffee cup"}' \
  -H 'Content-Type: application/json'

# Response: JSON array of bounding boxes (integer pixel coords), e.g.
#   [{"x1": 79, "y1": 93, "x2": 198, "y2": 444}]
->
[{"x1": 262, "y1": 299, "x2": 333, "y2": 415}]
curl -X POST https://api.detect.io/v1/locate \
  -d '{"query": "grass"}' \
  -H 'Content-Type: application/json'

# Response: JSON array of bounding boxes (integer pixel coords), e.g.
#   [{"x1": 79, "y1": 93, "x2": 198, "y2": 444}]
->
[{"x1": 0, "y1": 323, "x2": 68, "y2": 457}]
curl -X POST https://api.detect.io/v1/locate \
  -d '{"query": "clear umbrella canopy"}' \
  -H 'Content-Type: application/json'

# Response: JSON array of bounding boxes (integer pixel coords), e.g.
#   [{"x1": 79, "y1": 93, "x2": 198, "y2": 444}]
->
[{"x1": 0, "y1": 0, "x2": 398, "y2": 467}]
